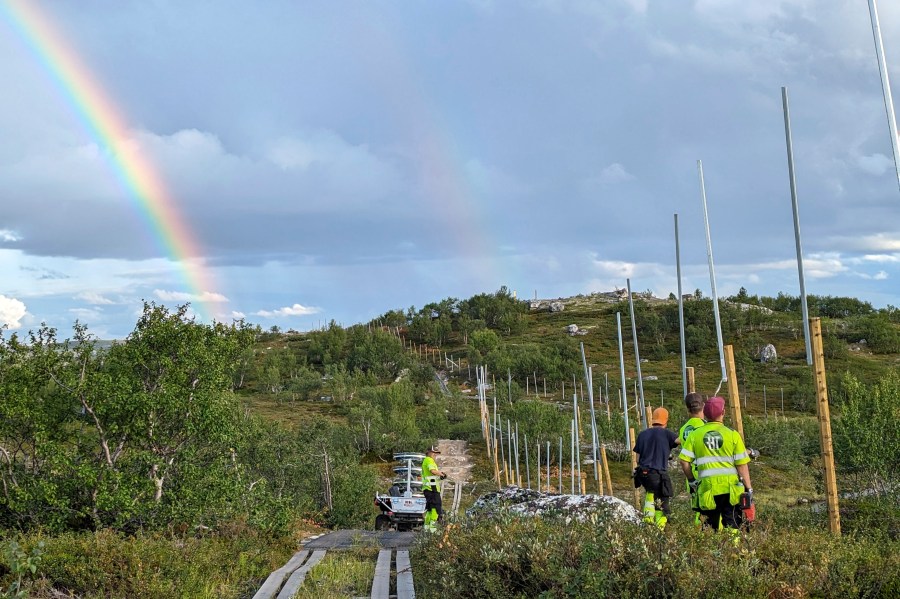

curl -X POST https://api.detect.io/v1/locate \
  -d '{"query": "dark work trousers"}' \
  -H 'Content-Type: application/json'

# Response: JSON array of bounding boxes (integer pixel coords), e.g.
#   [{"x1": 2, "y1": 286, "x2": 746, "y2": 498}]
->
[
  {"x1": 423, "y1": 489, "x2": 443, "y2": 521},
  {"x1": 700, "y1": 493, "x2": 744, "y2": 530},
  {"x1": 641, "y1": 470, "x2": 674, "y2": 515}
]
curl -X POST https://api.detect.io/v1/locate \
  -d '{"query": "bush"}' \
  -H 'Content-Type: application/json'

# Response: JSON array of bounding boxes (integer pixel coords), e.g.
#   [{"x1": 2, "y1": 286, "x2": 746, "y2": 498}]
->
[
  {"x1": 833, "y1": 371, "x2": 900, "y2": 496},
  {"x1": 413, "y1": 512, "x2": 900, "y2": 598}
]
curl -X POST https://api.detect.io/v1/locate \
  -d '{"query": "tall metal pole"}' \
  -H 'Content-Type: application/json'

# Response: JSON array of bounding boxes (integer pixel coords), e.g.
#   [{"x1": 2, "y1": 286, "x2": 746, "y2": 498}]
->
[
  {"x1": 558, "y1": 437, "x2": 563, "y2": 493},
  {"x1": 605, "y1": 372, "x2": 610, "y2": 407},
  {"x1": 697, "y1": 160, "x2": 728, "y2": 390},
  {"x1": 675, "y1": 213, "x2": 688, "y2": 395},
  {"x1": 580, "y1": 343, "x2": 599, "y2": 483},
  {"x1": 616, "y1": 312, "x2": 631, "y2": 450},
  {"x1": 570, "y1": 419, "x2": 576, "y2": 495},
  {"x1": 524, "y1": 433, "x2": 531, "y2": 489},
  {"x1": 589, "y1": 366, "x2": 600, "y2": 484},
  {"x1": 782, "y1": 87, "x2": 814, "y2": 366},
  {"x1": 868, "y1": 0, "x2": 900, "y2": 194},
  {"x1": 514, "y1": 422, "x2": 521, "y2": 486},
  {"x1": 546, "y1": 440, "x2": 551, "y2": 493},
  {"x1": 537, "y1": 440, "x2": 541, "y2": 492},
  {"x1": 626, "y1": 278, "x2": 648, "y2": 428},
  {"x1": 573, "y1": 395, "x2": 582, "y2": 493},
  {"x1": 507, "y1": 419, "x2": 513, "y2": 483}
]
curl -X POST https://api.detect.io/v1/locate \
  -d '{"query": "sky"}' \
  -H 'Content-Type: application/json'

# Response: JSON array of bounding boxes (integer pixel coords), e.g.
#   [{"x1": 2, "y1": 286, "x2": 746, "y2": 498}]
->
[{"x1": 0, "y1": 0, "x2": 899, "y2": 339}]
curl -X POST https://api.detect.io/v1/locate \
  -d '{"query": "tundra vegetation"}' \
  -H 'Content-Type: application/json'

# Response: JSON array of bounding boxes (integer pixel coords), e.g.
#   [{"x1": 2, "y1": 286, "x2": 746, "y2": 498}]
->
[{"x1": 1, "y1": 288, "x2": 898, "y2": 597}]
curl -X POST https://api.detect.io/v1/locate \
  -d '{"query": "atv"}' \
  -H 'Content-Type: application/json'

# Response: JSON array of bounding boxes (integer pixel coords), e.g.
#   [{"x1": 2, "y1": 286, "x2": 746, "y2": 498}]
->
[{"x1": 374, "y1": 452, "x2": 428, "y2": 531}]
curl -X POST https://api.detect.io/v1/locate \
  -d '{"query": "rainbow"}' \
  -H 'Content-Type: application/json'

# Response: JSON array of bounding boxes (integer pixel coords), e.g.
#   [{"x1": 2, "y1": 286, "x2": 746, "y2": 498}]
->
[{"x1": 0, "y1": 0, "x2": 221, "y2": 321}]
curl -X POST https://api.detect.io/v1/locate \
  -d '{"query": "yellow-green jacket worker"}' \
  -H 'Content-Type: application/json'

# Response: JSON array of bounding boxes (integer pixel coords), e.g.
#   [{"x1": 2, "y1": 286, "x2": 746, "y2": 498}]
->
[
  {"x1": 421, "y1": 445, "x2": 446, "y2": 532},
  {"x1": 679, "y1": 396, "x2": 753, "y2": 532},
  {"x1": 679, "y1": 392, "x2": 706, "y2": 524}
]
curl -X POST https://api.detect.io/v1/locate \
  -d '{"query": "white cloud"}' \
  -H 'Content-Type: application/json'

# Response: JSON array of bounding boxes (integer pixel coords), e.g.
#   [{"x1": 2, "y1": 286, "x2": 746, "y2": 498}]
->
[
  {"x1": 255, "y1": 303, "x2": 320, "y2": 318},
  {"x1": 154, "y1": 289, "x2": 230, "y2": 303},
  {"x1": 0, "y1": 230, "x2": 21, "y2": 242},
  {"x1": 597, "y1": 163, "x2": 635, "y2": 184},
  {"x1": 0, "y1": 296, "x2": 27, "y2": 329},
  {"x1": 857, "y1": 153, "x2": 893, "y2": 176},
  {"x1": 76, "y1": 291, "x2": 115, "y2": 305},
  {"x1": 832, "y1": 233, "x2": 900, "y2": 253},
  {"x1": 231, "y1": 311, "x2": 246, "y2": 319},
  {"x1": 862, "y1": 254, "x2": 900, "y2": 264},
  {"x1": 69, "y1": 307, "x2": 103, "y2": 321}
]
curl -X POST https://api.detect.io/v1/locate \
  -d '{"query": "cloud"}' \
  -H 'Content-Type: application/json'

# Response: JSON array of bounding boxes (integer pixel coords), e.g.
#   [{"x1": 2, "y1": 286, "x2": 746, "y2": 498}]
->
[
  {"x1": 154, "y1": 289, "x2": 230, "y2": 303},
  {"x1": 68, "y1": 307, "x2": 104, "y2": 321},
  {"x1": 832, "y1": 233, "x2": 900, "y2": 253},
  {"x1": 857, "y1": 153, "x2": 893, "y2": 176},
  {"x1": 231, "y1": 311, "x2": 246, "y2": 319},
  {"x1": 76, "y1": 291, "x2": 116, "y2": 305},
  {"x1": 580, "y1": 163, "x2": 636, "y2": 193},
  {"x1": 0, "y1": 296, "x2": 27, "y2": 329},
  {"x1": 0, "y1": 229, "x2": 21, "y2": 242},
  {"x1": 254, "y1": 303, "x2": 321, "y2": 318},
  {"x1": 598, "y1": 163, "x2": 635, "y2": 184}
]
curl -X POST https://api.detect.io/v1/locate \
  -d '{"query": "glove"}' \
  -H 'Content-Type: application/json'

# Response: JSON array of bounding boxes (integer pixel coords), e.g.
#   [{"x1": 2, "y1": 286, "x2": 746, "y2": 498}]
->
[
  {"x1": 440, "y1": 473, "x2": 447, "y2": 480},
  {"x1": 688, "y1": 479, "x2": 701, "y2": 493}
]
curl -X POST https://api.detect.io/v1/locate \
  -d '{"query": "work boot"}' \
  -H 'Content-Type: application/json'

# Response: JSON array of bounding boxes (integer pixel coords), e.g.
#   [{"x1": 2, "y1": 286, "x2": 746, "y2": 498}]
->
[
  {"x1": 642, "y1": 492, "x2": 656, "y2": 524},
  {"x1": 653, "y1": 511, "x2": 668, "y2": 530}
]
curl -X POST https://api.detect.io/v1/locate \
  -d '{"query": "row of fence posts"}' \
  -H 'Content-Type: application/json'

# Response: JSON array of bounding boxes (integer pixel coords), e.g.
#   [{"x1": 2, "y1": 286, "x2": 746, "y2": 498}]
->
[
  {"x1": 393, "y1": 313, "x2": 840, "y2": 535},
  {"x1": 473, "y1": 318, "x2": 840, "y2": 535}
]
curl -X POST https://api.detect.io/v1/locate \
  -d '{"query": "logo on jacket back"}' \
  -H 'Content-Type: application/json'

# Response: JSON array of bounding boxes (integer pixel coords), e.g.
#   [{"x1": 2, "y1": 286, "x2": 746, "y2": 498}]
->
[{"x1": 703, "y1": 431, "x2": 724, "y2": 451}]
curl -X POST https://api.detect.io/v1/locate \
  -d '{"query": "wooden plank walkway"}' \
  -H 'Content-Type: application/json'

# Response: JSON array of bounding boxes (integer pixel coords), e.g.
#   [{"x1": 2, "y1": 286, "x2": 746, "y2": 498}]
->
[
  {"x1": 396, "y1": 550, "x2": 415, "y2": 599},
  {"x1": 371, "y1": 549, "x2": 392, "y2": 599},
  {"x1": 252, "y1": 539, "x2": 416, "y2": 598},
  {"x1": 252, "y1": 550, "x2": 310, "y2": 599},
  {"x1": 276, "y1": 550, "x2": 326, "y2": 599}
]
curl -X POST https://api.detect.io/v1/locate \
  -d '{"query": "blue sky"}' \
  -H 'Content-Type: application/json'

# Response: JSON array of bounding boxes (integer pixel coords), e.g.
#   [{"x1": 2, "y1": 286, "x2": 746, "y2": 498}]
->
[{"x1": 0, "y1": 0, "x2": 898, "y2": 338}]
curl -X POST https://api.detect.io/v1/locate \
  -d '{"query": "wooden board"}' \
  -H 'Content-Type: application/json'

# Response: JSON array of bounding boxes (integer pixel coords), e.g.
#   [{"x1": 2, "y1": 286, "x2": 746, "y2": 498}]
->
[
  {"x1": 371, "y1": 549, "x2": 392, "y2": 599},
  {"x1": 251, "y1": 550, "x2": 309, "y2": 599},
  {"x1": 396, "y1": 550, "x2": 415, "y2": 599},
  {"x1": 276, "y1": 550, "x2": 326, "y2": 599}
]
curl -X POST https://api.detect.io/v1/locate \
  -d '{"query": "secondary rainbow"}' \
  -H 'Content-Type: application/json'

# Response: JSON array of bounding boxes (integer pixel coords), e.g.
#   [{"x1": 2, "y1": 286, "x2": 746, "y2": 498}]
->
[{"x1": 1, "y1": 0, "x2": 221, "y2": 320}]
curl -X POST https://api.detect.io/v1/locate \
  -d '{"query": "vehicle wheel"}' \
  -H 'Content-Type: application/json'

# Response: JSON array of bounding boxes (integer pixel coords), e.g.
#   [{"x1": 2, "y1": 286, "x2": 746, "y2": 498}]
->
[{"x1": 375, "y1": 515, "x2": 391, "y2": 531}]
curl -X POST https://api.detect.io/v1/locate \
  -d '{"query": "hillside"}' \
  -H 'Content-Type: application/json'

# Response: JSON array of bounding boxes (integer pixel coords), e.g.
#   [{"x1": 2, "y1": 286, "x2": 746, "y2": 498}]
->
[{"x1": 1, "y1": 292, "x2": 898, "y2": 597}]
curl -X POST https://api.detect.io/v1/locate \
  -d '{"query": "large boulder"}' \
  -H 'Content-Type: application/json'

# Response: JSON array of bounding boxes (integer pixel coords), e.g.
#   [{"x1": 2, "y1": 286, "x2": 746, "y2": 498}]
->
[
  {"x1": 467, "y1": 486, "x2": 640, "y2": 524},
  {"x1": 759, "y1": 343, "x2": 777, "y2": 363},
  {"x1": 549, "y1": 301, "x2": 565, "y2": 313}
]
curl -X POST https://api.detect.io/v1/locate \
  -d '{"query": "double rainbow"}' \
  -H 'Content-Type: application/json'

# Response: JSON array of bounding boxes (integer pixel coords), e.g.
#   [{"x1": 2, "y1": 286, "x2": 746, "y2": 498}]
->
[{"x1": 1, "y1": 0, "x2": 221, "y2": 321}]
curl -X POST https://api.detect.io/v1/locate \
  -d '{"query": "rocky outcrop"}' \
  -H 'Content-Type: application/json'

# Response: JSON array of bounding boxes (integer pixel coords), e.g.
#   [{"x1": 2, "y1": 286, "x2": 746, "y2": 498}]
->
[{"x1": 467, "y1": 486, "x2": 640, "y2": 524}]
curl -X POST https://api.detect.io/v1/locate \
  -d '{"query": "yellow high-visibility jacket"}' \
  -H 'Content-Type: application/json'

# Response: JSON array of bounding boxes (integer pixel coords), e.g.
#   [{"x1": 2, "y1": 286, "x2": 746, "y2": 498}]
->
[{"x1": 679, "y1": 422, "x2": 749, "y2": 509}]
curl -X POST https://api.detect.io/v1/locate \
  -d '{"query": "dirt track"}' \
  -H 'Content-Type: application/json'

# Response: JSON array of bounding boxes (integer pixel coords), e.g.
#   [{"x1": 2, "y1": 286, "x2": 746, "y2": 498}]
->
[{"x1": 435, "y1": 439, "x2": 473, "y2": 483}]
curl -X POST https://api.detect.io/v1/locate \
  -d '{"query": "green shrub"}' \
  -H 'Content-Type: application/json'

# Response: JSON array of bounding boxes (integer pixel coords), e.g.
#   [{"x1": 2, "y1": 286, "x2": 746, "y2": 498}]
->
[
  {"x1": 833, "y1": 371, "x2": 900, "y2": 495},
  {"x1": 413, "y1": 512, "x2": 900, "y2": 598}
]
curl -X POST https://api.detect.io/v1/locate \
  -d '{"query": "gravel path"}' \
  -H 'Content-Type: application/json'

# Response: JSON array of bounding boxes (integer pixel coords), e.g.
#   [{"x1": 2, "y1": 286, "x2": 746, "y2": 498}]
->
[{"x1": 435, "y1": 439, "x2": 473, "y2": 483}]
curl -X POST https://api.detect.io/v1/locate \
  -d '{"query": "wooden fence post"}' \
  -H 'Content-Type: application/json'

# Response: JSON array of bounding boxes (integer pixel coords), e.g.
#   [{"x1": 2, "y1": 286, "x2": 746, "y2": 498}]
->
[
  {"x1": 810, "y1": 317, "x2": 841, "y2": 535},
  {"x1": 724, "y1": 345, "x2": 745, "y2": 439},
  {"x1": 686, "y1": 367, "x2": 695, "y2": 393},
  {"x1": 600, "y1": 445, "x2": 613, "y2": 497}
]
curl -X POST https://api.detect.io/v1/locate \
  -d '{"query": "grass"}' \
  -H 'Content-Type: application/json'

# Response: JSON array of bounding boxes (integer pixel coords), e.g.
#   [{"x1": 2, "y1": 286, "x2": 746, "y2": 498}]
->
[{"x1": 291, "y1": 549, "x2": 379, "y2": 599}]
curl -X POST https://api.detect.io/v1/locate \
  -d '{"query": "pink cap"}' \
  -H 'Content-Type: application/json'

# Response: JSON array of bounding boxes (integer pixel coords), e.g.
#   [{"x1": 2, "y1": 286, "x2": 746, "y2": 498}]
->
[{"x1": 703, "y1": 396, "x2": 726, "y2": 420}]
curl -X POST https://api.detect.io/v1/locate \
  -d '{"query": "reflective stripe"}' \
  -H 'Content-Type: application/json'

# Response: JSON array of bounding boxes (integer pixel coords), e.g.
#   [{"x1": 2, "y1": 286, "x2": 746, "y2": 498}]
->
[
  {"x1": 733, "y1": 452, "x2": 748, "y2": 461},
  {"x1": 695, "y1": 455, "x2": 735, "y2": 465},
  {"x1": 680, "y1": 448, "x2": 695, "y2": 458},
  {"x1": 699, "y1": 466, "x2": 738, "y2": 478}
]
